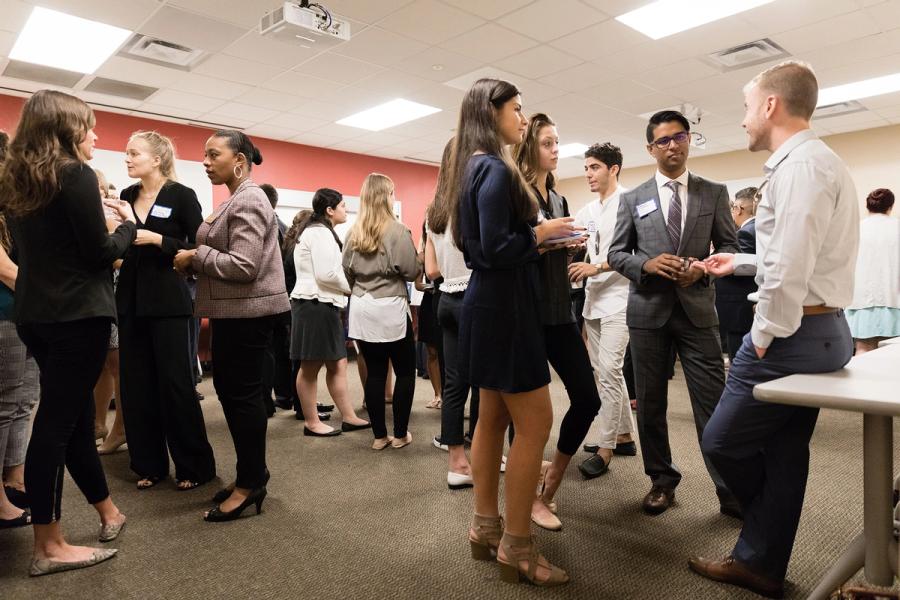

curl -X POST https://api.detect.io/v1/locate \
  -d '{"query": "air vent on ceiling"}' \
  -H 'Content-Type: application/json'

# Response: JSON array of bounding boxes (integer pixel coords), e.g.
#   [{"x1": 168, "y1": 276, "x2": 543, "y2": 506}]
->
[
  {"x1": 814, "y1": 100, "x2": 867, "y2": 119},
  {"x1": 119, "y1": 35, "x2": 205, "y2": 70},
  {"x1": 84, "y1": 77, "x2": 158, "y2": 101},
  {"x1": 705, "y1": 38, "x2": 790, "y2": 72},
  {"x1": 2, "y1": 60, "x2": 84, "y2": 88}
]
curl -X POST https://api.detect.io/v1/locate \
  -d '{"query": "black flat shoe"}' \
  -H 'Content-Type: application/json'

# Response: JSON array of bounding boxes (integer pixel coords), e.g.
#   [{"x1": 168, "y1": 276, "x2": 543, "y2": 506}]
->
[
  {"x1": 0, "y1": 508, "x2": 30, "y2": 529},
  {"x1": 583, "y1": 443, "x2": 600, "y2": 454},
  {"x1": 274, "y1": 397, "x2": 292, "y2": 410},
  {"x1": 341, "y1": 421, "x2": 371, "y2": 432},
  {"x1": 4, "y1": 485, "x2": 28, "y2": 509},
  {"x1": 303, "y1": 426, "x2": 341, "y2": 437},
  {"x1": 317, "y1": 403, "x2": 335, "y2": 412},
  {"x1": 578, "y1": 455, "x2": 610, "y2": 480},
  {"x1": 204, "y1": 488, "x2": 267, "y2": 522},
  {"x1": 212, "y1": 469, "x2": 269, "y2": 504},
  {"x1": 613, "y1": 441, "x2": 637, "y2": 456},
  {"x1": 294, "y1": 411, "x2": 330, "y2": 421}
]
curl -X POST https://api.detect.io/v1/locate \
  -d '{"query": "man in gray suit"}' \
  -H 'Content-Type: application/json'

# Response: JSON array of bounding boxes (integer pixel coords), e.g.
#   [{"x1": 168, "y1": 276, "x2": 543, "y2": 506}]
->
[{"x1": 608, "y1": 110, "x2": 740, "y2": 517}]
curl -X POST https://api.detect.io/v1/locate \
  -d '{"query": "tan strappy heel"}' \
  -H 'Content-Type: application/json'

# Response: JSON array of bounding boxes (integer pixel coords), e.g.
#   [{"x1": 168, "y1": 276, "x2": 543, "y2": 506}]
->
[
  {"x1": 497, "y1": 532, "x2": 569, "y2": 586},
  {"x1": 468, "y1": 514, "x2": 504, "y2": 561}
]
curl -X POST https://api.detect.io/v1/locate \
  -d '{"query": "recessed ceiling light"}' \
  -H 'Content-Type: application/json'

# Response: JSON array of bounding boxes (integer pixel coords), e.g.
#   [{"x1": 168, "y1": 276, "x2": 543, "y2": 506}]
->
[
  {"x1": 817, "y1": 72, "x2": 900, "y2": 107},
  {"x1": 615, "y1": 0, "x2": 776, "y2": 40},
  {"x1": 558, "y1": 143, "x2": 589, "y2": 159},
  {"x1": 10, "y1": 7, "x2": 132, "y2": 74},
  {"x1": 336, "y1": 99, "x2": 441, "y2": 131}
]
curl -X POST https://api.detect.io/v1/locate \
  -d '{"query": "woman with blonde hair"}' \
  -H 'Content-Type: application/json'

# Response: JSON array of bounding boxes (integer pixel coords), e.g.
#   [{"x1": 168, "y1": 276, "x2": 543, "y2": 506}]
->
[
  {"x1": 343, "y1": 174, "x2": 419, "y2": 450},
  {"x1": 116, "y1": 130, "x2": 215, "y2": 491},
  {"x1": 0, "y1": 89, "x2": 134, "y2": 574}
]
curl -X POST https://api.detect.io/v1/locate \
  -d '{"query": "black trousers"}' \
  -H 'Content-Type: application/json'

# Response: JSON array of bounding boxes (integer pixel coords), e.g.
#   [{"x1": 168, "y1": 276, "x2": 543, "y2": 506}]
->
[
  {"x1": 546, "y1": 322, "x2": 601, "y2": 455},
  {"x1": 357, "y1": 320, "x2": 415, "y2": 439},
  {"x1": 18, "y1": 318, "x2": 111, "y2": 524},
  {"x1": 261, "y1": 309, "x2": 292, "y2": 414},
  {"x1": 623, "y1": 343, "x2": 636, "y2": 401},
  {"x1": 119, "y1": 314, "x2": 216, "y2": 483},
  {"x1": 437, "y1": 292, "x2": 479, "y2": 446},
  {"x1": 211, "y1": 315, "x2": 275, "y2": 489},
  {"x1": 629, "y1": 302, "x2": 728, "y2": 496}
]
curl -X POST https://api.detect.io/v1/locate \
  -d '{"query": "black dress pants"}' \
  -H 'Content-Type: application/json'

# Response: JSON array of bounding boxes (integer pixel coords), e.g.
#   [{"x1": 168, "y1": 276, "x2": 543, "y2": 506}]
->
[
  {"x1": 437, "y1": 292, "x2": 479, "y2": 446},
  {"x1": 546, "y1": 322, "x2": 601, "y2": 456},
  {"x1": 18, "y1": 318, "x2": 111, "y2": 524},
  {"x1": 119, "y1": 314, "x2": 216, "y2": 483},
  {"x1": 211, "y1": 315, "x2": 275, "y2": 489},
  {"x1": 357, "y1": 320, "x2": 415, "y2": 440},
  {"x1": 261, "y1": 309, "x2": 291, "y2": 415}
]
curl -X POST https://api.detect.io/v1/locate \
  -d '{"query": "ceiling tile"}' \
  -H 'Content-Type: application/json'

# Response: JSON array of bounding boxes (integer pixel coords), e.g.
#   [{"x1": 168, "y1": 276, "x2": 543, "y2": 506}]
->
[
  {"x1": 859, "y1": 90, "x2": 900, "y2": 110},
  {"x1": 440, "y1": 23, "x2": 537, "y2": 63},
  {"x1": 353, "y1": 131, "x2": 414, "y2": 146},
  {"x1": 436, "y1": 0, "x2": 535, "y2": 21},
  {"x1": 319, "y1": 0, "x2": 417, "y2": 25},
  {"x1": 0, "y1": 29, "x2": 20, "y2": 57},
  {"x1": 194, "y1": 113, "x2": 257, "y2": 129},
  {"x1": 147, "y1": 89, "x2": 225, "y2": 113},
  {"x1": 308, "y1": 122, "x2": 365, "y2": 141},
  {"x1": 263, "y1": 112, "x2": 329, "y2": 131},
  {"x1": 263, "y1": 71, "x2": 346, "y2": 98},
  {"x1": 797, "y1": 31, "x2": 899, "y2": 73},
  {"x1": 494, "y1": 45, "x2": 582, "y2": 79},
  {"x1": 661, "y1": 18, "x2": 766, "y2": 59},
  {"x1": 393, "y1": 46, "x2": 483, "y2": 82},
  {"x1": 331, "y1": 26, "x2": 428, "y2": 66},
  {"x1": 169, "y1": 72, "x2": 252, "y2": 101},
  {"x1": 327, "y1": 139, "x2": 385, "y2": 154},
  {"x1": 79, "y1": 90, "x2": 143, "y2": 110},
  {"x1": 0, "y1": 1, "x2": 35, "y2": 35},
  {"x1": 516, "y1": 78, "x2": 569, "y2": 104},
  {"x1": 632, "y1": 59, "x2": 721, "y2": 93},
  {"x1": 864, "y1": 0, "x2": 900, "y2": 30},
  {"x1": 293, "y1": 53, "x2": 383, "y2": 85},
  {"x1": 816, "y1": 53, "x2": 900, "y2": 87},
  {"x1": 135, "y1": 101, "x2": 206, "y2": 121},
  {"x1": 538, "y1": 62, "x2": 608, "y2": 93},
  {"x1": 94, "y1": 56, "x2": 184, "y2": 89},
  {"x1": 207, "y1": 101, "x2": 279, "y2": 123},
  {"x1": 290, "y1": 99, "x2": 361, "y2": 121},
  {"x1": 36, "y1": 0, "x2": 160, "y2": 30},
  {"x1": 496, "y1": 0, "x2": 606, "y2": 43},
  {"x1": 221, "y1": 32, "x2": 322, "y2": 70},
  {"x1": 193, "y1": 54, "x2": 285, "y2": 86},
  {"x1": 605, "y1": 41, "x2": 683, "y2": 76},
  {"x1": 742, "y1": 0, "x2": 866, "y2": 35},
  {"x1": 243, "y1": 123, "x2": 305, "y2": 141},
  {"x1": 287, "y1": 131, "x2": 346, "y2": 148},
  {"x1": 380, "y1": 0, "x2": 485, "y2": 44},
  {"x1": 576, "y1": 78, "x2": 656, "y2": 106},
  {"x1": 549, "y1": 18, "x2": 649, "y2": 62},
  {"x1": 138, "y1": 6, "x2": 248, "y2": 53},
  {"x1": 772, "y1": 10, "x2": 880, "y2": 55},
  {"x1": 577, "y1": 0, "x2": 645, "y2": 16},
  {"x1": 235, "y1": 87, "x2": 306, "y2": 112},
  {"x1": 168, "y1": 0, "x2": 272, "y2": 28}
]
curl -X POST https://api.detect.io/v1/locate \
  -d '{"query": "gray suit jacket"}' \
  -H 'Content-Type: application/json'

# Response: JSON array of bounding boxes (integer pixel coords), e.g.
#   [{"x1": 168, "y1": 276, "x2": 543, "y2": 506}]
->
[{"x1": 608, "y1": 173, "x2": 738, "y2": 329}]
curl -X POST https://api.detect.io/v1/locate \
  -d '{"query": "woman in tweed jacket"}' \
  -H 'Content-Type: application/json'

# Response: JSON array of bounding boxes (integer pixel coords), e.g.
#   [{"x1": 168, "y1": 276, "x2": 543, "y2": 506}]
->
[{"x1": 174, "y1": 130, "x2": 289, "y2": 522}]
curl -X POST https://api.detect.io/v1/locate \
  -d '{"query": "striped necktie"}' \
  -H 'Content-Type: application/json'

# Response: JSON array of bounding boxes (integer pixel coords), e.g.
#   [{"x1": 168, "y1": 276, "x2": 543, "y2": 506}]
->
[{"x1": 665, "y1": 180, "x2": 682, "y2": 251}]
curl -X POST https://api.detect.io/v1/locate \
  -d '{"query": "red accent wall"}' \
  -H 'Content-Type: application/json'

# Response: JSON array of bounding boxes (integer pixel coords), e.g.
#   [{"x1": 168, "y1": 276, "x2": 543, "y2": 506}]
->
[{"x1": 0, "y1": 93, "x2": 437, "y2": 241}]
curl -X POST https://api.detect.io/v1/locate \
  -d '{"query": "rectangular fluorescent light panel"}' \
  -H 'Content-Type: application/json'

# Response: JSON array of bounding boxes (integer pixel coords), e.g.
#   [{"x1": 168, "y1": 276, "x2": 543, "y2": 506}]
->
[
  {"x1": 336, "y1": 99, "x2": 441, "y2": 132},
  {"x1": 10, "y1": 7, "x2": 132, "y2": 74},
  {"x1": 616, "y1": 0, "x2": 775, "y2": 40},
  {"x1": 817, "y1": 72, "x2": 900, "y2": 107},
  {"x1": 558, "y1": 143, "x2": 589, "y2": 159}
]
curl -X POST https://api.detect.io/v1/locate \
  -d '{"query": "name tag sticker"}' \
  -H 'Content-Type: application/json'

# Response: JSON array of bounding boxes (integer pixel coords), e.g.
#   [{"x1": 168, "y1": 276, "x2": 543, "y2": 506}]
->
[
  {"x1": 150, "y1": 205, "x2": 172, "y2": 219},
  {"x1": 636, "y1": 199, "x2": 658, "y2": 218}
]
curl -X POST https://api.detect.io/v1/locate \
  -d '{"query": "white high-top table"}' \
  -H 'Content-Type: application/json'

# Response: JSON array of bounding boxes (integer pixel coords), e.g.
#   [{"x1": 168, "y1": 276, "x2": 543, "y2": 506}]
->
[
  {"x1": 879, "y1": 337, "x2": 900, "y2": 347},
  {"x1": 754, "y1": 343, "x2": 900, "y2": 600}
]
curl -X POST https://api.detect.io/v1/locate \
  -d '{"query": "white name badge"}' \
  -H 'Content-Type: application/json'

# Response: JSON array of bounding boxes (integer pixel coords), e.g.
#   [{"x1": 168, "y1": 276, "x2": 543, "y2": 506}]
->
[
  {"x1": 150, "y1": 205, "x2": 172, "y2": 219},
  {"x1": 636, "y1": 199, "x2": 658, "y2": 218}
]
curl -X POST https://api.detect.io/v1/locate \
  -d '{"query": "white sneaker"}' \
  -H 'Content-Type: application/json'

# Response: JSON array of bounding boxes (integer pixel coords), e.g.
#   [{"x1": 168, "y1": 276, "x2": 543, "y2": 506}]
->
[
  {"x1": 432, "y1": 436, "x2": 449, "y2": 452},
  {"x1": 447, "y1": 471, "x2": 474, "y2": 490}
]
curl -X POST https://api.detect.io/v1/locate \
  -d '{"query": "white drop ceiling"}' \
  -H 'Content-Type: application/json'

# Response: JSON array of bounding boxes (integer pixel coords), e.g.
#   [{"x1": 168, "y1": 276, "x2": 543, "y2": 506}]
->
[{"x1": 0, "y1": 0, "x2": 899, "y2": 178}]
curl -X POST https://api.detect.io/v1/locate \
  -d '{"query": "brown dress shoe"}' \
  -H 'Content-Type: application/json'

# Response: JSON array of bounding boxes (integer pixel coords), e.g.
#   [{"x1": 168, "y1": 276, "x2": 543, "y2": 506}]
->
[
  {"x1": 642, "y1": 485, "x2": 675, "y2": 515},
  {"x1": 688, "y1": 555, "x2": 784, "y2": 599}
]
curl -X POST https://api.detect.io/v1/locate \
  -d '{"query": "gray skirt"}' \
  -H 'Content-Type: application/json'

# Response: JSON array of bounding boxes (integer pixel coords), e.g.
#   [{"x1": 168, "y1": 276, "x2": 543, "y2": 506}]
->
[{"x1": 290, "y1": 298, "x2": 347, "y2": 361}]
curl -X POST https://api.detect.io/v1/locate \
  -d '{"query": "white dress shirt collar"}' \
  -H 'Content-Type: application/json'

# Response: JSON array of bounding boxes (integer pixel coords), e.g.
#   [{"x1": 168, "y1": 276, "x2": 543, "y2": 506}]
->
[{"x1": 654, "y1": 169, "x2": 689, "y2": 190}]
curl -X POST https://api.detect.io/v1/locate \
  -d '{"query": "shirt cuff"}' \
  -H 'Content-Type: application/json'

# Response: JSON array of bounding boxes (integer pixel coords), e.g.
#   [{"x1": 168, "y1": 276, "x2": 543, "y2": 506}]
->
[{"x1": 750, "y1": 325, "x2": 774, "y2": 350}]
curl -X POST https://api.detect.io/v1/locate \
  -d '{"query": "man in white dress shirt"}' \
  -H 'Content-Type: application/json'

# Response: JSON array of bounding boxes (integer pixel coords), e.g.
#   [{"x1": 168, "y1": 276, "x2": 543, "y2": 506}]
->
[
  {"x1": 689, "y1": 61, "x2": 858, "y2": 599},
  {"x1": 569, "y1": 143, "x2": 636, "y2": 479}
]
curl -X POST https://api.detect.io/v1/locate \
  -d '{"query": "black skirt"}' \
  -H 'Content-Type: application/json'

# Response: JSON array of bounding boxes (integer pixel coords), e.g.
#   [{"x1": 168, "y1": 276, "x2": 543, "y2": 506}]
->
[
  {"x1": 290, "y1": 299, "x2": 347, "y2": 361},
  {"x1": 417, "y1": 291, "x2": 442, "y2": 346}
]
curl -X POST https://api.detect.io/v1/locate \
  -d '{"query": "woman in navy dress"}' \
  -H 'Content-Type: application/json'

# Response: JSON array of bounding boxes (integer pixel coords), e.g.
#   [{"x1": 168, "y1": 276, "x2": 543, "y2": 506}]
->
[{"x1": 449, "y1": 78, "x2": 576, "y2": 587}]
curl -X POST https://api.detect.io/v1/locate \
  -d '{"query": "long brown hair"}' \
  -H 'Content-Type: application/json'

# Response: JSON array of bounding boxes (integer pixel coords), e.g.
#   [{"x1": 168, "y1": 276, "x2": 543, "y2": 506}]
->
[
  {"x1": 347, "y1": 174, "x2": 396, "y2": 254},
  {"x1": 515, "y1": 112, "x2": 556, "y2": 190},
  {"x1": 448, "y1": 78, "x2": 536, "y2": 249},
  {"x1": 0, "y1": 90, "x2": 95, "y2": 217},
  {"x1": 283, "y1": 209, "x2": 313, "y2": 257},
  {"x1": 425, "y1": 138, "x2": 454, "y2": 235}
]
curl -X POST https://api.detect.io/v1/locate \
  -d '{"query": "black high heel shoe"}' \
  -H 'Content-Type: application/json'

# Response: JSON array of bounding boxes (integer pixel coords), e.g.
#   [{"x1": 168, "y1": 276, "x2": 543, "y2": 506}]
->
[
  {"x1": 204, "y1": 488, "x2": 267, "y2": 522},
  {"x1": 212, "y1": 469, "x2": 269, "y2": 504}
]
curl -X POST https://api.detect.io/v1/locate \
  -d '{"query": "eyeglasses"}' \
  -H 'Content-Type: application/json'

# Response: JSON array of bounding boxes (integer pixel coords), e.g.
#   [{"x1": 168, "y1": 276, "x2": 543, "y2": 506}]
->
[{"x1": 651, "y1": 131, "x2": 690, "y2": 149}]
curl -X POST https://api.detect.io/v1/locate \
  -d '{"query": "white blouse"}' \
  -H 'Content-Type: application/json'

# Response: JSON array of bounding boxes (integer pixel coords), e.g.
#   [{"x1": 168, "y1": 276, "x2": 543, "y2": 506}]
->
[
  {"x1": 849, "y1": 213, "x2": 900, "y2": 310},
  {"x1": 426, "y1": 221, "x2": 471, "y2": 294},
  {"x1": 291, "y1": 225, "x2": 350, "y2": 308}
]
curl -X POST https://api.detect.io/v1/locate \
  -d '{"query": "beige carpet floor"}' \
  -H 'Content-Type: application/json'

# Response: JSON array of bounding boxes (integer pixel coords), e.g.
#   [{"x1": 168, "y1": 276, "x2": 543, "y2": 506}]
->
[{"x1": 1, "y1": 359, "x2": 898, "y2": 599}]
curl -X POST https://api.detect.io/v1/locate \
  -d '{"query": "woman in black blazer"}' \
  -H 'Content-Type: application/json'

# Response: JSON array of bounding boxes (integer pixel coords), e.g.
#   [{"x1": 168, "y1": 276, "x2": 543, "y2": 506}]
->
[
  {"x1": 116, "y1": 131, "x2": 215, "y2": 491},
  {"x1": 1, "y1": 90, "x2": 132, "y2": 575}
]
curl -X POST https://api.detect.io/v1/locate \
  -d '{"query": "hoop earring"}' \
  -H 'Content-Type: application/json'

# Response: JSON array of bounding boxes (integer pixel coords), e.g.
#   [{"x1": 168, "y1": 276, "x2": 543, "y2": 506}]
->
[{"x1": 233, "y1": 165, "x2": 243, "y2": 180}]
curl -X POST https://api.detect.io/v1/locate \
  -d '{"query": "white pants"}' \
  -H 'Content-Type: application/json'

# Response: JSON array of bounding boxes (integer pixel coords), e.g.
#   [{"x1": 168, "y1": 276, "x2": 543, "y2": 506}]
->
[{"x1": 585, "y1": 310, "x2": 634, "y2": 449}]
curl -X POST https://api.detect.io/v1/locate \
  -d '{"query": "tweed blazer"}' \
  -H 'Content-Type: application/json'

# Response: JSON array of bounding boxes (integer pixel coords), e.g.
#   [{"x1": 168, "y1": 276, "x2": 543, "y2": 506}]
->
[
  {"x1": 192, "y1": 178, "x2": 290, "y2": 319},
  {"x1": 607, "y1": 173, "x2": 738, "y2": 329}
]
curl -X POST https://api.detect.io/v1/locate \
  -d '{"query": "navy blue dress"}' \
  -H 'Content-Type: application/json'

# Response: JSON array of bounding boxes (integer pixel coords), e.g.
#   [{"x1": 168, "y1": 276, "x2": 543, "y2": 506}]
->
[{"x1": 457, "y1": 154, "x2": 550, "y2": 393}]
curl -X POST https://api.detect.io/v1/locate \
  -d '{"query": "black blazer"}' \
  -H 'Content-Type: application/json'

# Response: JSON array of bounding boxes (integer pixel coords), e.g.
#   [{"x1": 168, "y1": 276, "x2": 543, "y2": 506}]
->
[
  {"x1": 116, "y1": 181, "x2": 203, "y2": 317},
  {"x1": 715, "y1": 218, "x2": 757, "y2": 331},
  {"x1": 10, "y1": 164, "x2": 135, "y2": 324}
]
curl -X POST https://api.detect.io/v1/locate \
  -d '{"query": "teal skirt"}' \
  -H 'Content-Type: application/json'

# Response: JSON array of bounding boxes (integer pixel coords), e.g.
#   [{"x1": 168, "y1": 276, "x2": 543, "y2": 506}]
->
[{"x1": 846, "y1": 306, "x2": 900, "y2": 339}]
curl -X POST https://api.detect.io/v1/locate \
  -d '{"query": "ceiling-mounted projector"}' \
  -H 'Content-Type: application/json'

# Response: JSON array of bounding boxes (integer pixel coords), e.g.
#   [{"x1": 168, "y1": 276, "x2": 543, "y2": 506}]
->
[{"x1": 260, "y1": 2, "x2": 350, "y2": 48}]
